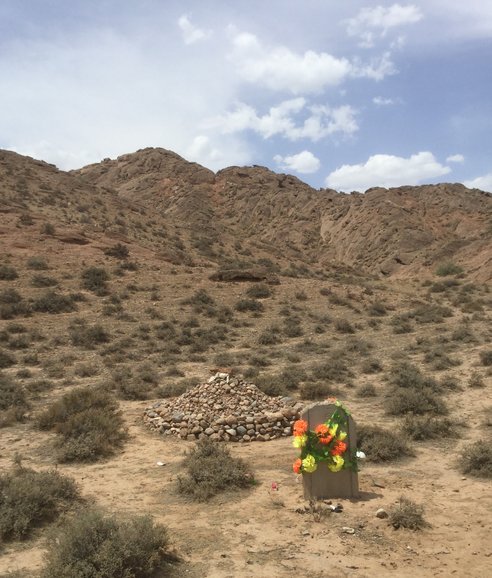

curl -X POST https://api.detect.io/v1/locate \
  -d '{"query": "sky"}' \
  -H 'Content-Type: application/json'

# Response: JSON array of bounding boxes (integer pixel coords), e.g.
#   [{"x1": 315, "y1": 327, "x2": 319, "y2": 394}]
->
[{"x1": 1, "y1": 1, "x2": 491, "y2": 193}]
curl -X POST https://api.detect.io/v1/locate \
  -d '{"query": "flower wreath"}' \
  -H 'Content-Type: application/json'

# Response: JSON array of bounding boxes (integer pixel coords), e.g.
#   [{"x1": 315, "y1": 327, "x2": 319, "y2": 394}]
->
[{"x1": 292, "y1": 400, "x2": 357, "y2": 475}]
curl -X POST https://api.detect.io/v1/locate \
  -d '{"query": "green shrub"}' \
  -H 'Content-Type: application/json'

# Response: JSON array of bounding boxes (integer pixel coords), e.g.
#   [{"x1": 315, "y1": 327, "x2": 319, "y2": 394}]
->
[
  {"x1": 435, "y1": 262, "x2": 464, "y2": 277},
  {"x1": 0, "y1": 465, "x2": 79, "y2": 540},
  {"x1": 0, "y1": 264, "x2": 18, "y2": 280},
  {"x1": 401, "y1": 415, "x2": 455, "y2": 440},
  {"x1": 389, "y1": 496, "x2": 428, "y2": 530},
  {"x1": 357, "y1": 425, "x2": 414, "y2": 462},
  {"x1": 37, "y1": 387, "x2": 127, "y2": 462},
  {"x1": 81, "y1": 266, "x2": 110, "y2": 294},
  {"x1": 360, "y1": 358, "x2": 383, "y2": 374},
  {"x1": 177, "y1": 439, "x2": 255, "y2": 501},
  {"x1": 32, "y1": 291, "x2": 76, "y2": 313},
  {"x1": 41, "y1": 509, "x2": 170, "y2": 578}
]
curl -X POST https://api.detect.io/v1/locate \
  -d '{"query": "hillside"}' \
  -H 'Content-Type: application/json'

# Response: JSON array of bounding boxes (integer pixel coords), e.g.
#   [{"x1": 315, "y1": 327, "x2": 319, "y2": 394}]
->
[{"x1": 0, "y1": 147, "x2": 491, "y2": 578}]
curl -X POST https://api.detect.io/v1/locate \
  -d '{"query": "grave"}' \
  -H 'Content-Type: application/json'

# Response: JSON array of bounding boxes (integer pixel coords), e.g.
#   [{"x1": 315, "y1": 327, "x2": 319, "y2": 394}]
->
[{"x1": 293, "y1": 400, "x2": 359, "y2": 499}]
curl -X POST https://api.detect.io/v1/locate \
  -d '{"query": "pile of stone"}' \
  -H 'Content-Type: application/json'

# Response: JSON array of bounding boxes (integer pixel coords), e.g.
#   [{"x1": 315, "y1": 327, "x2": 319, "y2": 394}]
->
[{"x1": 144, "y1": 373, "x2": 303, "y2": 442}]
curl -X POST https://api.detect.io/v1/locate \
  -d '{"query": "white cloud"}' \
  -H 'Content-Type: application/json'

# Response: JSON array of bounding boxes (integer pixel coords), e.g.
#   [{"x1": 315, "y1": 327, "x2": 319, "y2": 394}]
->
[
  {"x1": 325, "y1": 151, "x2": 451, "y2": 192},
  {"x1": 274, "y1": 150, "x2": 321, "y2": 174},
  {"x1": 228, "y1": 29, "x2": 352, "y2": 94},
  {"x1": 464, "y1": 172, "x2": 492, "y2": 192},
  {"x1": 446, "y1": 154, "x2": 464, "y2": 163},
  {"x1": 352, "y1": 52, "x2": 397, "y2": 81},
  {"x1": 373, "y1": 96, "x2": 395, "y2": 106},
  {"x1": 204, "y1": 99, "x2": 358, "y2": 141},
  {"x1": 227, "y1": 27, "x2": 395, "y2": 94},
  {"x1": 185, "y1": 134, "x2": 251, "y2": 171},
  {"x1": 178, "y1": 14, "x2": 212, "y2": 45},
  {"x1": 347, "y1": 4, "x2": 423, "y2": 47}
]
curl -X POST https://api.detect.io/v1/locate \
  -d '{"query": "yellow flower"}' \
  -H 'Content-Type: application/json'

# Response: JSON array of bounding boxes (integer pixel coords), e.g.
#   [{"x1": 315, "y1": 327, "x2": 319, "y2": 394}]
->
[
  {"x1": 292, "y1": 434, "x2": 308, "y2": 448},
  {"x1": 338, "y1": 431, "x2": 347, "y2": 441},
  {"x1": 329, "y1": 423, "x2": 338, "y2": 437},
  {"x1": 302, "y1": 454, "x2": 317, "y2": 473},
  {"x1": 328, "y1": 454, "x2": 344, "y2": 472}
]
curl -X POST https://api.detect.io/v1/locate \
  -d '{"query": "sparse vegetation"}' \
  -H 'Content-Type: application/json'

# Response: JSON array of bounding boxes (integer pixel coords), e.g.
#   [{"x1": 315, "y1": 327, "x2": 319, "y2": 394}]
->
[
  {"x1": 389, "y1": 496, "x2": 428, "y2": 530},
  {"x1": 357, "y1": 425, "x2": 414, "y2": 462},
  {"x1": 41, "y1": 508, "x2": 171, "y2": 578},
  {"x1": 460, "y1": 440, "x2": 492, "y2": 478},
  {"x1": 178, "y1": 438, "x2": 255, "y2": 501},
  {"x1": 0, "y1": 264, "x2": 18, "y2": 280},
  {"x1": 81, "y1": 266, "x2": 110, "y2": 294},
  {"x1": 37, "y1": 387, "x2": 127, "y2": 462},
  {"x1": 435, "y1": 262, "x2": 464, "y2": 277}
]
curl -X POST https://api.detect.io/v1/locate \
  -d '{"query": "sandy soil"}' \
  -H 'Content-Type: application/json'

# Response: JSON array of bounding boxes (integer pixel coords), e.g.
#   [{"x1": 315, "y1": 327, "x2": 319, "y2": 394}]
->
[{"x1": 1, "y1": 382, "x2": 491, "y2": 578}]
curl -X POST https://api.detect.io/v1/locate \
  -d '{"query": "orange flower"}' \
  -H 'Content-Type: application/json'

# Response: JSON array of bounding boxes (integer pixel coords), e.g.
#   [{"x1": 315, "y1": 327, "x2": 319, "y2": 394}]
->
[
  {"x1": 293, "y1": 419, "x2": 308, "y2": 436},
  {"x1": 293, "y1": 458, "x2": 302, "y2": 474},
  {"x1": 331, "y1": 440, "x2": 347, "y2": 456},
  {"x1": 315, "y1": 424, "x2": 333, "y2": 445},
  {"x1": 315, "y1": 424, "x2": 329, "y2": 437}
]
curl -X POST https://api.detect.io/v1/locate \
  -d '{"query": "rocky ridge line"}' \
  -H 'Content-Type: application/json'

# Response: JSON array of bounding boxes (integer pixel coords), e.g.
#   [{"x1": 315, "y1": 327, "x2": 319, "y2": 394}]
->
[{"x1": 144, "y1": 373, "x2": 303, "y2": 442}]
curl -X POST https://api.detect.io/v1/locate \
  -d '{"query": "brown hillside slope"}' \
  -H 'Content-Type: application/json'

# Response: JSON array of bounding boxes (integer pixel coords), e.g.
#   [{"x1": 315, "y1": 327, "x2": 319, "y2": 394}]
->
[{"x1": 75, "y1": 147, "x2": 492, "y2": 280}]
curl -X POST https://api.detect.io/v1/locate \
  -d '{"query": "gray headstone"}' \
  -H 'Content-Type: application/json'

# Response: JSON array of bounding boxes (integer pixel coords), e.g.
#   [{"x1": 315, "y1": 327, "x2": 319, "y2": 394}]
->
[{"x1": 300, "y1": 401, "x2": 359, "y2": 499}]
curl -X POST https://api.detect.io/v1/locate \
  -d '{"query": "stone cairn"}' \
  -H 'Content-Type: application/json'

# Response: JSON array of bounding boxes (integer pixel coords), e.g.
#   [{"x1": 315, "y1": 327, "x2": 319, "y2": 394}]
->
[{"x1": 144, "y1": 373, "x2": 303, "y2": 442}]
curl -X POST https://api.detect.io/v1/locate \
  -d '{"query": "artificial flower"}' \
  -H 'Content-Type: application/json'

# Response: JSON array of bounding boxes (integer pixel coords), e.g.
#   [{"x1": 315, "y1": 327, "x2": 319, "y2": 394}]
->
[
  {"x1": 328, "y1": 423, "x2": 338, "y2": 437},
  {"x1": 319, "y1": 434, "x2": 333, "y2": 445},
  {"x1": 328, "y1": 454, "x2": 344, "y2": 472},
  {"x1": 331, "y1": 440, "x2": 347, "y2": 456},
  {"x1": 302, "y1": 454, "x2": 317, "y2": 473},
  {"x1": 293, "y1": 419, "x2": 308, "y2": 436},
  {"x1": 338, "y1": 431, "x2": 347, "y2": 441},
  {"x1": 293, "y1": 458, "x2": 302, "y2": 474},
  {"x1": 292, "y1": 434, "x2": 307, "y2": 448}
]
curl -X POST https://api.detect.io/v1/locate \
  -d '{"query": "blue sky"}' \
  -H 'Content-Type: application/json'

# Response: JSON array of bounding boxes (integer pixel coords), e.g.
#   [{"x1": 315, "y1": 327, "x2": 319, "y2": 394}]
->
[{"x1": 1, "y1": 0, "x2": 491, "y2": 192}]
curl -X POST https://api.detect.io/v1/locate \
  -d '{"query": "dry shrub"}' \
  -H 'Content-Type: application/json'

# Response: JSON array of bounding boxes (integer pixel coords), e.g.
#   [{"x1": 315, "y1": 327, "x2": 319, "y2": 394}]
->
[
  {"x1": 0, "y1": 372, "x2": 28, "y2": 426},
  {"x1": 357, "y1": 425, "x2": 414, "y2": 462},
  {"x1": 460, "y1": 440, "x2": 492, "y2": 478},
  {"x1": 37, "y1": 387, "x2": 127, "y2": 462},
  {"x1": 401, "y1": 415, "x2": 455, "y2": 440},
  {"x1": 0, "y1": 465, "x2": 79, "y2": 540},
  {"x1": 41, "y1": 508, "x2": 171, "y2": 578},
  {"x1": 300, "y1": 382, "x2": 340, "y2": 400},
  {"x1": 178, "y1": 438, "x2": 255, "y2": 501},
  {"x1": 390, "y1": 496, "x2": 428, "y2": 530}
]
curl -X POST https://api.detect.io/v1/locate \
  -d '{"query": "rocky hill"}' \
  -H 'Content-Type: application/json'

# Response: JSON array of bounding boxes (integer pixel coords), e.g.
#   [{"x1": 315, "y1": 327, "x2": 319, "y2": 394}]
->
[{"x1": 1, "y1": 147, "x2": 491, "y2": 280}]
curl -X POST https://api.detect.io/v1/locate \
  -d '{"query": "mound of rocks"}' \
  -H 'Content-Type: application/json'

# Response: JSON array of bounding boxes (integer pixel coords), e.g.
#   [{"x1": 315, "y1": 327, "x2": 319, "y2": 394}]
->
[{"x1": 144, "y1": 373, "x2": 303, "y2": 442}]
